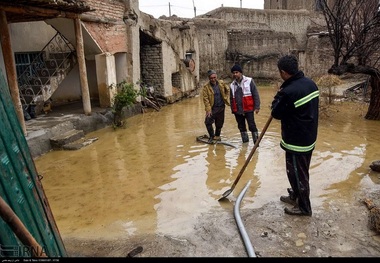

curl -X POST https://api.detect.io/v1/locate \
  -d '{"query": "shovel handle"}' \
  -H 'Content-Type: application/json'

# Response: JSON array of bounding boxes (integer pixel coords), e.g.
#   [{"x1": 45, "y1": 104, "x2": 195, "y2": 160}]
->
[{"x1": 230, "y1": 115, "x2": 273, "y2": 190}]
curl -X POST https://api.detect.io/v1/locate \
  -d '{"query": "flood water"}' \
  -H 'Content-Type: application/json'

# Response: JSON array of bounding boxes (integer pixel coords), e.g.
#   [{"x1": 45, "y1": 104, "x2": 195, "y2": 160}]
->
[{"x1": 34, "y1": 86, "x2": 380, "y2": 240}]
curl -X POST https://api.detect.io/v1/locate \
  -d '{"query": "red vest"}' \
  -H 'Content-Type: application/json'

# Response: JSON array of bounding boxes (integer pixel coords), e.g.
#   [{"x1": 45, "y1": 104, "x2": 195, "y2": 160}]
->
[{"x1": 230, "y1": 76, "x2": 255, "y2": 113}]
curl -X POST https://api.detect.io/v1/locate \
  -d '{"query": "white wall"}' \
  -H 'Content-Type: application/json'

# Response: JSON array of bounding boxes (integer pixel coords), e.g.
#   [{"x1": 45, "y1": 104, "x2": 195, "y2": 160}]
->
[{"x1": 9, "y1": 22, "x2": 56, "y2": 52}]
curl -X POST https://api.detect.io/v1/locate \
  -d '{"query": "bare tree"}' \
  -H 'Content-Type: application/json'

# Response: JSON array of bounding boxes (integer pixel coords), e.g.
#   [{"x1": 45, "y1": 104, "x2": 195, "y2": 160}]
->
[{"x1": 320, "y1": 0, "x2": 380, "y2": 120}]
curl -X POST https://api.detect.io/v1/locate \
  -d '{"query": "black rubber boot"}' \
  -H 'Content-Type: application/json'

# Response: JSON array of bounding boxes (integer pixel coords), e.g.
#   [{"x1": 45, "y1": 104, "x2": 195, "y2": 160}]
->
[
  {"x1": 241, "y1": 132, "x2": 249, "y2": 143},
  {"x1": 252, "y1": 131, "x2": 259, "y2": 145},
  {"x1": 215, "y1": 128, "x2": 221, "y2": 137},
  {"x1": 206, "y1": 126, "x2": 214, "y2": 141},
  {"x1": 207, "y1": 137, "x2": 215, "y2": 144}
]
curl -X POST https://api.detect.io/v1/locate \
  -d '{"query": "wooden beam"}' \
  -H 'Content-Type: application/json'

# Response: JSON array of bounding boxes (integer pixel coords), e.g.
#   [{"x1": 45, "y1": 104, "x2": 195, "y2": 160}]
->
[
  {"x1": 74, "y1": 18, "x2": 91, "y2": 115},
  {"x1": 80, "y1": 13, "x2": 120, "y2": 24},
  {"x1": 0, "y1": 4, "x2": 84, "y2": 20},
  {"x1": 0, "y1": 196, "x2": 47, "y2": 257}
]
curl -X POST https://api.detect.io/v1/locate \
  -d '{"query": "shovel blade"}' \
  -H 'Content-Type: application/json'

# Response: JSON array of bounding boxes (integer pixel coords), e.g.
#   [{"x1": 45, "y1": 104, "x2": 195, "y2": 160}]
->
[{"x1": 218, "y1": 188, "x2": 233, "y2": 201}]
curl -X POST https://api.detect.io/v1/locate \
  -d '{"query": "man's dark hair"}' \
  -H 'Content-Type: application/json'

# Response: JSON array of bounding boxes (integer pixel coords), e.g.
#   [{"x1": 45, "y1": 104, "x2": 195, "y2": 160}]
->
[{"x1": 277, "y1": 55, "x2": 299, "y2": 75}]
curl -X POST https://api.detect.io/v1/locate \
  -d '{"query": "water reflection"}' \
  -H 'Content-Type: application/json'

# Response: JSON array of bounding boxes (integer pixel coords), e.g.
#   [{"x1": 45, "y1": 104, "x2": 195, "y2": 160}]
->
[{"x1": 35, "y1": 87, "x2": 380, "y2": 240}]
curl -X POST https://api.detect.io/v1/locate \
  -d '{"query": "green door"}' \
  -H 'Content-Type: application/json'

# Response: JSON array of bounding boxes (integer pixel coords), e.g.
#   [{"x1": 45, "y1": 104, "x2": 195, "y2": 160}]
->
[{"x1": 0, "y1": 68, "x2": 67, "y2": 257}]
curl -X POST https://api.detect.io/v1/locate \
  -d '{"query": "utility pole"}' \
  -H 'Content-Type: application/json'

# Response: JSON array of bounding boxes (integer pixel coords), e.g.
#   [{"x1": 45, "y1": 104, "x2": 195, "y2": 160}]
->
[
  {"x1": 240, "y1": 0, "x2": 242, "y2": 8},
  {"x1": 169, "y1": 2, "x2": 171, "y2": 16},
  {"x1": 192, "y1": 0, "x2": 196, "y2": 17}
]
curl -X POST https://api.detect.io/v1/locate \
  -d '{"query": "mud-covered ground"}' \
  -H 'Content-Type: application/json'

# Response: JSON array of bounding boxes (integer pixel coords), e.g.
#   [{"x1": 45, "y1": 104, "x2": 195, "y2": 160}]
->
[{"x1": 63, "y1": 189, "x2": 380, "y2": 258}]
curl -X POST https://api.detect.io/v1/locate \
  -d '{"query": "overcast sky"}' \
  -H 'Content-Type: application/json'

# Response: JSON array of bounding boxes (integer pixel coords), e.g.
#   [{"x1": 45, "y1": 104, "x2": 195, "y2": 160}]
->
[{"x1": 139, "y1": 0, "x2": 264, "y2": 18}]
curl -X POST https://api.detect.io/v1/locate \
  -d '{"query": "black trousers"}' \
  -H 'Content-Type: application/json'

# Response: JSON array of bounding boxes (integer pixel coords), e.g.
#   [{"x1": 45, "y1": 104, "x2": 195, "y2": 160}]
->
[
  {"x1": 205, "y1": 106, "x2": 225, "y2": 137},
  {"x1": 285, "y1": 151, "x2": 313, "y2": 214},
  {"x1": 233, "y1": 111, "x2": 258, "y2": 133}
]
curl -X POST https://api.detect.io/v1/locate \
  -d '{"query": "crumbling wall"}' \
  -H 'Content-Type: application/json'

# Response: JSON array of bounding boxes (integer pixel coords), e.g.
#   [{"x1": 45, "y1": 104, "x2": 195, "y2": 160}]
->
[
  {"x1": 193, "y1": 18, "x2": 228, "y2": 80},
  {"x1": 139, "y1": 15, "x2": 199, "y2": 100},
  {"x1": 264, "y1": 0, "x2": 318, "y2": 11},
  {"x1": 305, "y1": 34, "x2": 334, "y2": 78},
  {"x1": 226, "y1": 30, "x2": 298, "y2": 79},
  {"x1": 200, "y1": 8, "x2": 313, "y2": 47},
  {"x1": 195, "y1": 7, "x2": 331, "y2": 81}
]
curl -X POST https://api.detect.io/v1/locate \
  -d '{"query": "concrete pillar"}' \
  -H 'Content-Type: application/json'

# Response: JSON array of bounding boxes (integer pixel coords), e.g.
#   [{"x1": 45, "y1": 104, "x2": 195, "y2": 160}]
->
[
  {"x1": 124, "y1": 12, "x2": 140, "y2": 85},
  {"x1": 95, "y1": 53, "x2": 117, "y2": 108}
]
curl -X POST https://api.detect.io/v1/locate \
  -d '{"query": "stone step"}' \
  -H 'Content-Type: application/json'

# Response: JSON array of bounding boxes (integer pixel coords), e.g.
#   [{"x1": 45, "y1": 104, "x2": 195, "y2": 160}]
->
[
  {"x1": 50, "y1": 129, "x2": 84, "y2": 149},
  {"x1": 62, "y1": 137, "x2": 98, "y2": 151}
]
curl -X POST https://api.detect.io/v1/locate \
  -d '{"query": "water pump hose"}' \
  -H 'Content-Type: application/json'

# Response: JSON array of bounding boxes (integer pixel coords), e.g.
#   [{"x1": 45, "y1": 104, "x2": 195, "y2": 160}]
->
[{"x1": 233, "y1": 180, "x2": 256, "y2": 257}]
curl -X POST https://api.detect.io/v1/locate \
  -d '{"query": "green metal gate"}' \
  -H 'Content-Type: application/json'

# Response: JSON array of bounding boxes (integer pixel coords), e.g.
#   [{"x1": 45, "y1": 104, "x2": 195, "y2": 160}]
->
[{"x1": 0, "y1": 68, "x2": 67, "y2": 257}]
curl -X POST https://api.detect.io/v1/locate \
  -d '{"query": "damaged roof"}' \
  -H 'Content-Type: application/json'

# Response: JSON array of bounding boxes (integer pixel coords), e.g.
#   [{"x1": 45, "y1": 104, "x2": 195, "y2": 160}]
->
[{"x1": 0, "y1": 0, "x2": 94, "y2": 23}]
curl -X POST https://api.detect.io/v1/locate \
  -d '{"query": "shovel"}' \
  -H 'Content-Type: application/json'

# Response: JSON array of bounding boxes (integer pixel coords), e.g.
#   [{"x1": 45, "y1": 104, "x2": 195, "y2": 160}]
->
[{"x1": 218, "y1": 115, "x2": 273, "y2": 201}]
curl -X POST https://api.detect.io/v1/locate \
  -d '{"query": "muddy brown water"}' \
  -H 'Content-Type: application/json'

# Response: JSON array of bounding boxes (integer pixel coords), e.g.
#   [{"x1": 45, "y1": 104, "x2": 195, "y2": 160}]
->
[{"x1": 35, "y1": 86, "x2": 380, "y2": 243}]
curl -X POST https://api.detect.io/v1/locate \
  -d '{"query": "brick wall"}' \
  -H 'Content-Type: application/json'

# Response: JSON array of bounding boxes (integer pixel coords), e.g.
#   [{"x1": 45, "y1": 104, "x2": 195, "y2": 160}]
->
[
  {"x1": 85, "y1": 0, "x2": 125, "y2": 21},
  {"x1": 82, "y1": 0, "x2": 128, "y2": 53}
]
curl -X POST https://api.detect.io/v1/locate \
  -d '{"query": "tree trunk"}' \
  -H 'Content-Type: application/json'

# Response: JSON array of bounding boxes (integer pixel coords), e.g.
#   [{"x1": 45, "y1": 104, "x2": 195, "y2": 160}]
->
[{"x1": 365, "y1": 75, "x2": 380, "y2": 120}]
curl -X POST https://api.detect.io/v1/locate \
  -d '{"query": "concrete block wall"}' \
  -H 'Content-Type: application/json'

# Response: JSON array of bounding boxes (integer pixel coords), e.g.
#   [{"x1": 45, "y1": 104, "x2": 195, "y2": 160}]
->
[{"x1": 140, "y1": 44, "x2": 164, "y2": 95}]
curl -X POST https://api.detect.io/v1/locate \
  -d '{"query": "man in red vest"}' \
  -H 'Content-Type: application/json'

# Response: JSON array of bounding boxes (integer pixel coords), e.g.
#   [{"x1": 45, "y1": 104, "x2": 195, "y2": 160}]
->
[{"x1": 230, "y1": 64, "x2": 261, "y2": 144}]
